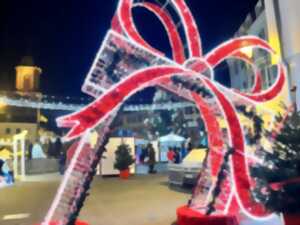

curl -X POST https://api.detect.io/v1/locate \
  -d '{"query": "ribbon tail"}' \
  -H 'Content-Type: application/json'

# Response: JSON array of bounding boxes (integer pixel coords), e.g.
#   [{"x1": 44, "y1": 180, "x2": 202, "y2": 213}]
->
[{"x1": 56, "y1": 113, "x2": 96, "y2": 141}]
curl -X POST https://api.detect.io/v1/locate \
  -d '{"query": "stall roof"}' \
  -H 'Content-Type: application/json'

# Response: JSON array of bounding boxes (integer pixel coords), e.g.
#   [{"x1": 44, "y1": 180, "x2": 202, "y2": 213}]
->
[{"x1": 159, "y1": 133, "x2": 185, "y2": 143}]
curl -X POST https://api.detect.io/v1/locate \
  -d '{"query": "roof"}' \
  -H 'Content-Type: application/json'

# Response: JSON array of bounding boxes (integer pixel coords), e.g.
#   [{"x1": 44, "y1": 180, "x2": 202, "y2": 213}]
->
[
  {"x1": 19, "y1": 56, "x2": 35, "y2": 66},
  {"x1": 159, "y1": 133, "x2": 185, "y2": 142}
]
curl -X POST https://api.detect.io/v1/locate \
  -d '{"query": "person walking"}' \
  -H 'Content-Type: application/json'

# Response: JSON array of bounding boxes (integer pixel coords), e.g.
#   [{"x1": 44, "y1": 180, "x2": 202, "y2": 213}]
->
[
  {"x1": 48, "y1": 139, "x2": 55, "y2": 158},
  {"x1": 135, "y1": 145, "x2": 142, "y2": 164},
  {"x1": 58, "y1": 150, "x2": 66, "y2": 175},
  {"x1": 42, "y1": 139, "x2": 50, "y2": 158},
  {"x1": 140, "y1": 145, "x2": 148, "y2": 163},
  {"x1": 167, "y1": 147, "x2": 175, "y2": 163},
  {"x1": 0, "y1": 158, "x2": 13, "y2": 185},
  {"x1": 147, "y1": 144, "x2": 156, "y2": 174},
  {"x1": 28, "y1": 142, "x2": 33, "y2": 160},
  {"x1": 174, "y1": 148, "x2": 181, "y2": 164},
  {"x1": 0, "y1": 159, "x2": 5, "y2": 177},
  {"x1": 0, "y1": 159, "x2": 6, "y2": 187},
  {"x1": 187, "y1": 141, "x2": 193, "y2": 153},
  {"x1": 180, "y1": 143, "x2": 187, "y2": 161},
  {"x1": 54, "y1": 137, "x2": 63, "y2": 158}
]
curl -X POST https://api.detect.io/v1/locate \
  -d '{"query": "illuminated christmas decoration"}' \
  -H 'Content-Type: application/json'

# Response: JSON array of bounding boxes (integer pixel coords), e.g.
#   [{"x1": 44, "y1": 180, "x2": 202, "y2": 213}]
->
[
  {"x1": 0, "y1": 94, "x2": 196, "y2": 112},
  {"x1": 40, "y1": 0, "x2": 290, "y2": 224},
  {"x1": 0, "y1": 95, "x2": 197, "y2": 112}
]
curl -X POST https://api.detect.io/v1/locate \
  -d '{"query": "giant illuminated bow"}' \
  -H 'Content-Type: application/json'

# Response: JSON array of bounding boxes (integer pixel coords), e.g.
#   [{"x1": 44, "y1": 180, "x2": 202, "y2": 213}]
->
[{"x1": 57, "y1": 0, "x2": 286, "y2": 219}]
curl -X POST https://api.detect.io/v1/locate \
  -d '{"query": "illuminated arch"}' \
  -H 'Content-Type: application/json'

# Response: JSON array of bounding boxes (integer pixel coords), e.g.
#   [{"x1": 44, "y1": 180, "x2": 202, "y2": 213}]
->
[{"x1": 41, "y1": 1, "x2": 289, "y2": 224}]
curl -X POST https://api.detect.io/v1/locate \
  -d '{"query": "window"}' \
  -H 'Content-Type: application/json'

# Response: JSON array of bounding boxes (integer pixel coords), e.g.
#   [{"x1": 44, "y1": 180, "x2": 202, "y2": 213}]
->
[
  {"x1": 262, "y1": 68, "x2": 269, "y2": 89},
  {"x1": 251, "y1": 75, "x2": 255, "y2": 87},
  {"x1": 235, "y1": 63, "x2": 241, "y2": 76},
  {"x1": 243, "y1": 81, "x2": 248, "y2": 89},
  {"x1": 16, "y1": 128, "x2": 21, "y2": 134},
  {"x1": 255, "y1": 1, "x2": 264, "y2": 17},
  {"x1": 185, "y1": 107, "x2": 194, "y2": 115},
  {"x1": 258, "y1": 29, "x2": 266, "y2": 40},
  {"x1": 268, "y1": 66, "x2": 277, "y2": 84},
  {"x1": 250, "y1": 9, "x2": 257, "y2": 21},
  {"x1": 5, "y1": 128, "x2": 11, "y2": 134}
]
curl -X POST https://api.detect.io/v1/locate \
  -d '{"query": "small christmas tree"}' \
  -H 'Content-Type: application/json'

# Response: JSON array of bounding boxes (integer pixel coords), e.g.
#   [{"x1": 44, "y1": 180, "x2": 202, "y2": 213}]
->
[
  {"x1": 251, "y1": 109, "x2": 300, "y2": 214},
  {"x1": 114, "y1": 143, "x2": 134, "y2": 171}
]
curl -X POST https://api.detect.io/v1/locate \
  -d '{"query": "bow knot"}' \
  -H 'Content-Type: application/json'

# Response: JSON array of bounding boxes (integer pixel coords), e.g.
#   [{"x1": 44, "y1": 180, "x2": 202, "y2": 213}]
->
[{"x1": 57, "y1": 0, "x2": 287, "y2": 219}]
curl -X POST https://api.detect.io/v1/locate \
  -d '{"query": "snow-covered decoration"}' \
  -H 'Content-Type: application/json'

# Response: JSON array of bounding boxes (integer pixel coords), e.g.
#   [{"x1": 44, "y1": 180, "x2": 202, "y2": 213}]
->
[
  {"x1": 159, "y1": 133, "x2": 185, "y2": 142},
  {"x1": 32, "y1": 143, "x2": 47, "y2": 159},
  {"x1": 42, "y1": 0, "x2": 289, "y2": 224}
]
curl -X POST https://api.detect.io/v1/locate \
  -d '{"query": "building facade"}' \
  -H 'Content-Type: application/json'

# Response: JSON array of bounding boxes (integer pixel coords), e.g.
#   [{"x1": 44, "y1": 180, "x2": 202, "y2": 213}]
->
[
  {"x1": 228, "y1": 0, "x2": 300, "y2": 109},
  {"x1": 0, "y1": 56, "x2": 41, "y2": 143},
  {"x1": 109, "y1": 89, "x2": 205, "y2": 146}
]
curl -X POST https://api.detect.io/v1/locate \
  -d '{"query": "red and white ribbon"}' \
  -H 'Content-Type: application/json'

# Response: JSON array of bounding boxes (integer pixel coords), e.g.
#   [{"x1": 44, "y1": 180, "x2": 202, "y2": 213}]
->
[{"x1": 58, "y1": 0, "x2": 287, "y2": 219}]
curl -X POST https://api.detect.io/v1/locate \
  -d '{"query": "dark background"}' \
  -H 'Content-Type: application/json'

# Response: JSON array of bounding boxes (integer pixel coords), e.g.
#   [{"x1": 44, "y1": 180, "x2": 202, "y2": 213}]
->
[{"x1": 0, "y1": 0, "x2": 258, "y2": 102}]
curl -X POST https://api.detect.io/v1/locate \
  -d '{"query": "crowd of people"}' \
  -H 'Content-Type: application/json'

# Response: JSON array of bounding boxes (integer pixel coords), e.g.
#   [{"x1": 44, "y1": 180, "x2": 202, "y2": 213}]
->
[
  {"x1": 27, "y1": 137, "x2": 63, "y2": 160},
  {"x1": 27, "y1": 137, "x2": 67, "y2": 175},
  {"x1": 134, "y1": 141, "x2": 194, "y2": 174},
  {"x1": 0, "y1": 136, "x2": 68, "y2": 186},
  {"x1": 1, "y1": 133, "x2": 203, "y2": 181},
  {"x1": 167, "y1": 143, "x2": 192, "y2": 164}
]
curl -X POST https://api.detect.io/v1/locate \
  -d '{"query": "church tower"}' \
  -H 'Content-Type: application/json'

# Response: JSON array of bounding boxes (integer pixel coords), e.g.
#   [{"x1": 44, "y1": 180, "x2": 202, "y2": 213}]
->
[{"x1": 15, "y1": 56, "x2": 42, "y2": 92}]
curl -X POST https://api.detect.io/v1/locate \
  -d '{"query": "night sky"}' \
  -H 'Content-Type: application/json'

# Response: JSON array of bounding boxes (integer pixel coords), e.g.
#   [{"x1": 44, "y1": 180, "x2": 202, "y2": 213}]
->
[{"x1": 0, "y1": 0, "x2": 258, "y2": 102}]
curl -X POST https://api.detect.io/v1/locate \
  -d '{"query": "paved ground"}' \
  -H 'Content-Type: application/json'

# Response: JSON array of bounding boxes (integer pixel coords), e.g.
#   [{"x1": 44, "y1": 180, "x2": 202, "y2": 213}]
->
[{"x1": 0, "y1": 174, "x2": 191, "y2": 225}]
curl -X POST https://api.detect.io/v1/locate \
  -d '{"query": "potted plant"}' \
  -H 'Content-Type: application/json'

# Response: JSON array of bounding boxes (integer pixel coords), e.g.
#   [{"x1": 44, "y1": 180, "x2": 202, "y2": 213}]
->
[
  {"x1": 251, "y1": 108, "x2": 300, "y2": 225},
  {"x1": 114, "y1": 143, "x2": 134, "y2": 179}
]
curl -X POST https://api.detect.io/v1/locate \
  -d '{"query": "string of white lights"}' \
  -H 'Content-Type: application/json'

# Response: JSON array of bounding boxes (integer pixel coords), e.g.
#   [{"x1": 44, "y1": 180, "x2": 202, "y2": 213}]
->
[
  {"x1": 0, "y1": 95, "x2": 196, "y2": 112},
  {"x1": 0, "y1": 96, "x2": 85, "y2": 111}
]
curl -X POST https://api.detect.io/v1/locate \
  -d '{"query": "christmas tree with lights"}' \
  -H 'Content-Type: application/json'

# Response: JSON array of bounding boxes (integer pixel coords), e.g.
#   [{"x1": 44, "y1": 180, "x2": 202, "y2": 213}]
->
[{"x1": 251, "y1": 109, "x2": 300, "y2": 214}]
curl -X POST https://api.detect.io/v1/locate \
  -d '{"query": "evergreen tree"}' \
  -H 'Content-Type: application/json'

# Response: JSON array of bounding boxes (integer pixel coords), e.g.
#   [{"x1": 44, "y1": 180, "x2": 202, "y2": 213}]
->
[
  {"x1": 114, "y1": 143, "x2": 134, "y2": 171},
  {"x1": 251, "y1": 109, "x2": 300, "y2": 214}
]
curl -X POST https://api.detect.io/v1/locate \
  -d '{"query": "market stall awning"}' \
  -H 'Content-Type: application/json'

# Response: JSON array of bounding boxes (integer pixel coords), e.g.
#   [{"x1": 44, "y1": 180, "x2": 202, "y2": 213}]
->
[{"x1": 159, "y1": 133, "x2": 185, "y2": 143}]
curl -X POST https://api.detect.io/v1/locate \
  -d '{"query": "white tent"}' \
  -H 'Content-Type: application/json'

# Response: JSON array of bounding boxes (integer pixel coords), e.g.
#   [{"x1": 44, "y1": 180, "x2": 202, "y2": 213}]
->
[
  {"x1": 159, "y1": 133, "x2": 185, "y2": 143},
  {"x1": 135, "y1": 138, "x2": 148, "y2": 146},
  {"x1": 158, "y1": 133, "x2": 185, "y2": 162}
]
